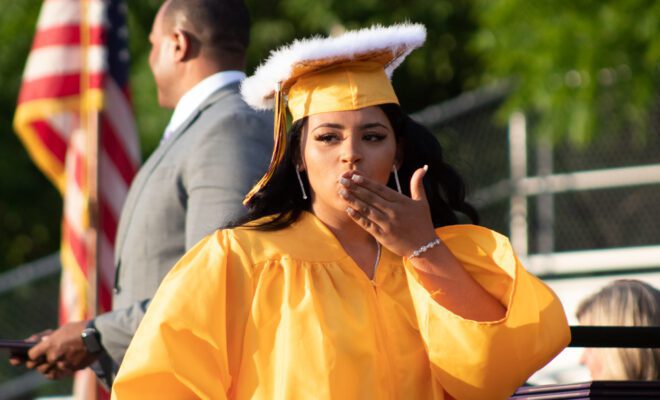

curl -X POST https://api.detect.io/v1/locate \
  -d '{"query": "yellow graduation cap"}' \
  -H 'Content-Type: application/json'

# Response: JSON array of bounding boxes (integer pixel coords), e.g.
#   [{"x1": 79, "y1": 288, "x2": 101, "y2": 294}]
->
[{"x1": 241, "y1": 23, "x2": 427, "y2": 205}]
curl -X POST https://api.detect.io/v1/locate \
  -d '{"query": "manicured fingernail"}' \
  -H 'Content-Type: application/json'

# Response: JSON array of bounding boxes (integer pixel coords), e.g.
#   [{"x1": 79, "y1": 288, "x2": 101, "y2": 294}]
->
[
  {"x1": 351, "y1": 174, "x2": 364, "y2": 183},
  {"x1": 423, "y1": 165, "x2": 428, "y2": 172},
  {"x1": 346, "y1": 207, "x2": 356, "y2": 216},
  {"x1": 339, "y1": 177, "x2": 351, "y2": 186},
  {"x1": 339, "y1": 189, "x2": 349, "y2": 198}
]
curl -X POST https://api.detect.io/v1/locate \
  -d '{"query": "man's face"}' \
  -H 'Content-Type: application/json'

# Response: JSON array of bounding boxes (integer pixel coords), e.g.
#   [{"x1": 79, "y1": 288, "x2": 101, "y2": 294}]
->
[{"x1": 148, "y1": 3, "x2": 177, "y2": 108}]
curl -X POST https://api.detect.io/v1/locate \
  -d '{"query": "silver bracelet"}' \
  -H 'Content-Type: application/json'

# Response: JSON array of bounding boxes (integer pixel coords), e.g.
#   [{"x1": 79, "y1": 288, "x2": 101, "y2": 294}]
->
[{"x1": 408, "y1": 237, "x2": 441, "y2": 258}]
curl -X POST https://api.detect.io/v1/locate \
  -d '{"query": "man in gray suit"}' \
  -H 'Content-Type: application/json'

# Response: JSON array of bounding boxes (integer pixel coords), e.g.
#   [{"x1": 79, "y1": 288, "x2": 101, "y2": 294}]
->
[{"x1": 18, "y1": 0, "x2": 272, "y2": 382}]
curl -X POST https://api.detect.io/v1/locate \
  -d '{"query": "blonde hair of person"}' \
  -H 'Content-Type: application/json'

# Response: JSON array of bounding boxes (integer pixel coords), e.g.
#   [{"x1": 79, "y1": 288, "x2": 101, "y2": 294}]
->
[{"x1": 576, "y1": 279, "x2": 660, "y2": 380}]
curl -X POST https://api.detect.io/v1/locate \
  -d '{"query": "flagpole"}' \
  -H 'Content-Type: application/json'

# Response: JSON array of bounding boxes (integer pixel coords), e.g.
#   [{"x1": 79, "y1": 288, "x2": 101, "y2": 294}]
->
[{"x1": 80, "y1": 0, "x2": 99, "y2": 398}]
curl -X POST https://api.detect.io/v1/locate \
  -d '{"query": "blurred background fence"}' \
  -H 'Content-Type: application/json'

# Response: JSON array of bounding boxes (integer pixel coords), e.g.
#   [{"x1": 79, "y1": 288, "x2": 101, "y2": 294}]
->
[
  {"x1": 414, "y1": 84, "x2": 660, "y2": 276},
  {"x1": 2, "y1": 84, "x2": 660, "y2": 396},
  {"x1": 0, "y1": 254, "x2": 70, "y2": 398}
]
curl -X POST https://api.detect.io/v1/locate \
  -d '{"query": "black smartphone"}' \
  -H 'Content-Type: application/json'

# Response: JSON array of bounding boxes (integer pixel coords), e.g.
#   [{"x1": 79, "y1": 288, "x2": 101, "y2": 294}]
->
[{"x1": 0, "y1": 339, "x2": 37, "y2": 357}]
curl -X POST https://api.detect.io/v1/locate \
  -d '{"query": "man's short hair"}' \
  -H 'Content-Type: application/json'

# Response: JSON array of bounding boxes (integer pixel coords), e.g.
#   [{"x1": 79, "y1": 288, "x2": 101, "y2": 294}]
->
[{"x1": 164, "y1": 0, "x2": 250, "y2": 60}]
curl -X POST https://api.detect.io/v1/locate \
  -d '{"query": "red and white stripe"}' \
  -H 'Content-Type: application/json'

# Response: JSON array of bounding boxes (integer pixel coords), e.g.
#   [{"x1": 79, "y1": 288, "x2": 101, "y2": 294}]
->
[{"x1": 98, "y1": 79, "x2": 139, "y2": 312}]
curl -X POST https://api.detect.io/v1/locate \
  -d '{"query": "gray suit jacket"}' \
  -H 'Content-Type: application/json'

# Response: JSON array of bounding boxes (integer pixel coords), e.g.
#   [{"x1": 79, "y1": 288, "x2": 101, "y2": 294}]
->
[{"x1": 94, "y1": 82, "x2": 272, "y2": 366}]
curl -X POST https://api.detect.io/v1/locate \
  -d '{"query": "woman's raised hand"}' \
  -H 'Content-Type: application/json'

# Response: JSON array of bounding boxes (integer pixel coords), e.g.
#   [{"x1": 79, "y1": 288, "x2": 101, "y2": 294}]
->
[{"x1": 339, "y1": 166, "x2": 438, "y2": 257}]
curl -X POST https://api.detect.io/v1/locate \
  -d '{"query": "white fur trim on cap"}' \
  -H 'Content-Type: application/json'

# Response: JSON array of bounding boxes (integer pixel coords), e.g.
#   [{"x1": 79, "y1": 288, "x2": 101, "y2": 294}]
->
[{"x1": 241, "y1": 23, "x2": 427, "y2": 110}]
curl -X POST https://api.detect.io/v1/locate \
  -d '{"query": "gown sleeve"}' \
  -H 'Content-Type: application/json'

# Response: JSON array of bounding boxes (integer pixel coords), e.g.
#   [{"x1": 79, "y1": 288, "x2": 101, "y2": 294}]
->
[
  {"x1": 403, "y1": 225, "x2": 570, "y2": 400},
  {"x1": 111, "y1": 229, "x2": 254, "y2": 399}
]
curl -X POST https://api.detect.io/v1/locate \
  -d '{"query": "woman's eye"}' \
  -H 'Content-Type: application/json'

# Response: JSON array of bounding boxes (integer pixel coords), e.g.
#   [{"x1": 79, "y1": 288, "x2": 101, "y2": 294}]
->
[
  {"x1": 363, "y1": 133, "x2": 386, "y2": 142},
  {"x1": 315, "y1": 133, "x2": 339, "y2": 143}
]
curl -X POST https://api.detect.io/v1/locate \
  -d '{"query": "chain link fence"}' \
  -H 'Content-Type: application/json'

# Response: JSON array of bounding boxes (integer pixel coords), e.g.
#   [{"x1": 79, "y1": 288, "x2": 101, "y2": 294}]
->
[
  {"x1": 0, "y1": 255, "x2": 72, "y2": 398},
  {"x1": 413, "y1": 84, "x2": 513, "y2": 236},
  {"x1": 412, "y1": 84, "x2": 660, "y2": 258}
]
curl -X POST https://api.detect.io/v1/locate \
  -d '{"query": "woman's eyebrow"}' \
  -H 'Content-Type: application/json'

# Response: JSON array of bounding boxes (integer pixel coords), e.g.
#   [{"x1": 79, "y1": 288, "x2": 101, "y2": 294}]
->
[
  {"x1": 358, "y1": 122, "x2": 389, "y2": 130},
  {"x1": 311, "y1": 123, "x2": 344, "y2": 132},
  {"x1": 311, "y1": 121, "x2": 389, "y2": 133}
]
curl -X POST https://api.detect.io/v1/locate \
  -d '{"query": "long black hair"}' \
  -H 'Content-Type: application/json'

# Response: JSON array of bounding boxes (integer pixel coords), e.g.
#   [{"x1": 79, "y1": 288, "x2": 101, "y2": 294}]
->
[{"x1": 228, "y1": 104, "x2": 478, "y2": 230}]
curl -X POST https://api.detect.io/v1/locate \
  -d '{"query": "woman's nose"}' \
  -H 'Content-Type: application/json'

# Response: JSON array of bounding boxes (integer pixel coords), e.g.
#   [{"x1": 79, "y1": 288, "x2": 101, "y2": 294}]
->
[{"x1": 340, "y1": 139, "x2": 362, "y2": 165}]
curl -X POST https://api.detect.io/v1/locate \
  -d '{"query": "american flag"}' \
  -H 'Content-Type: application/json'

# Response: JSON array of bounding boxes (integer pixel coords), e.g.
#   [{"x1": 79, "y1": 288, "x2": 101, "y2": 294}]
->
[{"x1": 13, "y1": 0, "x2": 139, "y2": 395}]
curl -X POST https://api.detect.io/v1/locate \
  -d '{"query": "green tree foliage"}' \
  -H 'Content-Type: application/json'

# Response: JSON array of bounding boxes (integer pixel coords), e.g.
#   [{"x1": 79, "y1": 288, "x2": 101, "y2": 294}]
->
[
  {"x1": 0, "y1": 0, "x2": 61, "y2": 270},
  {"x1": 472, "y1": 0, "x2": 660, "y2": 144}
]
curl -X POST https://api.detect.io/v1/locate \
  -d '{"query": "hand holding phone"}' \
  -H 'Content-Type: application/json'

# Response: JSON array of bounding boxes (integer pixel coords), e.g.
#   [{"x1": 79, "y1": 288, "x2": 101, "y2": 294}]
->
[{"x1": 0, "y1": 339, "x2": 38, "y2": 359}]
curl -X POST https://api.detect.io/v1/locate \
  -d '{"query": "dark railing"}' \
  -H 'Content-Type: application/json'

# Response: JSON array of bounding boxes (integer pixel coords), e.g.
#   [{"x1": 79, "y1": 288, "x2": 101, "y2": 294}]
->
[
  {"x1": 512, "y1": 380, "x2": 660, "y2": 399},
  {"x1": 569, "y1": 326, "x2": 660, "y2": 348}
]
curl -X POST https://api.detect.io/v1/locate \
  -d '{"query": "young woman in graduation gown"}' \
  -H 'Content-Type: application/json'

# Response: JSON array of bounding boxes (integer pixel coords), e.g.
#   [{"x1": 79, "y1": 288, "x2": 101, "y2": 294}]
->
[{"x1": 112, "y1": 24, "x2": 570, "y2": 400}]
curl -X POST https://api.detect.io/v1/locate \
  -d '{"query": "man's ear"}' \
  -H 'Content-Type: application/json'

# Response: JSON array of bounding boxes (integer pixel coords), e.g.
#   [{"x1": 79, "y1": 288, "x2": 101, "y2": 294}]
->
[{"x1": 171, "y1": 28, "x2": 190, "y2": 62}]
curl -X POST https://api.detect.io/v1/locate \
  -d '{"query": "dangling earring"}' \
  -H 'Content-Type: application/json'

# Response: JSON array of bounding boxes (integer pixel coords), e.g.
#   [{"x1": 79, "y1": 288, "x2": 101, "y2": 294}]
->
[
  {"x1": 296, "y1": 168, "x2": 308, "y2": 200},
  {"x1": 392, "y1": 164, "x2": 402, "y2": 194}
]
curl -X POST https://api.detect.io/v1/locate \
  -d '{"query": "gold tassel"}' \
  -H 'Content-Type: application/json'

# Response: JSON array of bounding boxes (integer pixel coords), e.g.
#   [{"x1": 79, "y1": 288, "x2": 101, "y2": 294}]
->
[{"x1": 243, "y1": 82, "x2": 288, "y2": 205}]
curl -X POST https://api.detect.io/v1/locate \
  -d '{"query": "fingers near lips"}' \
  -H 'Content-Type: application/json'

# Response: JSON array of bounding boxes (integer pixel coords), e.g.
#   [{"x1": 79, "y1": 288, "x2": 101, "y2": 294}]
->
[
  {"x1": 340, "y1": 170, "x2": 399, "y2": 202},
  {"x1": 339, "y1": 187, "x2": 370, "y2": 215},
  {"x1": 339, "y1": 184, "x2": 391, "y2": 230}
]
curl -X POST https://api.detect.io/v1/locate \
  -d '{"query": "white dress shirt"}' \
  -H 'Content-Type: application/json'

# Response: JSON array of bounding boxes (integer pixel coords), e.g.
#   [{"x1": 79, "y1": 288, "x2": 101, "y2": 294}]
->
[{"x1": 162, "y1": 70, "x2": 246, "y2": 142}]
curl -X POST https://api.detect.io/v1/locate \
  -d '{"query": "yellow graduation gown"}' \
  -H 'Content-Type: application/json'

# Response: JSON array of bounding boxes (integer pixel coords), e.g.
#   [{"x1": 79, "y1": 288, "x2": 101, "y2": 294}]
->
[{"x1": 112, "y1": 212, "x2": 570, "y2": 400}]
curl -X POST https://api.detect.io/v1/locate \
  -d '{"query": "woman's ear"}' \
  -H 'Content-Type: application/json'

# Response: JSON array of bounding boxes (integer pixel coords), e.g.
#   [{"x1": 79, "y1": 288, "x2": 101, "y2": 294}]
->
[
  {"x1": 297, "y1": 122, "x2": 308, "y2": 172},
  {"x1": 394, "y1": 142, "x2": 404, "y2": 169},
  {"x1": 292, "y1": 146, "x2": 306, "y2": 172}
]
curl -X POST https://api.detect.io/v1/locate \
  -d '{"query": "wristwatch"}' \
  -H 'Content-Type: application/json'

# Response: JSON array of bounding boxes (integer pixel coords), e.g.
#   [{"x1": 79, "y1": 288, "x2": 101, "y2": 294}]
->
[{"x1": 81, "y1": 322, "x2": 103, "y2": 354}]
